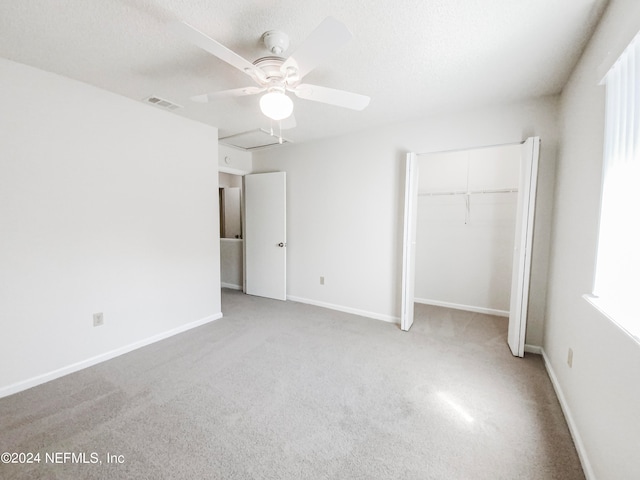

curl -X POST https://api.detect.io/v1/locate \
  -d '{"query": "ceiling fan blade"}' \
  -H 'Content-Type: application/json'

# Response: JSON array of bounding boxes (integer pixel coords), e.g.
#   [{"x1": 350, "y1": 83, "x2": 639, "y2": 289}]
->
[
  {"x1": 281, "y1": 16, "x2": 353, "y2": 79},
  {"x1": 171, "y1": 21, "x2": 266, "y2": 83},
  {"x1": 191, "y1": 87, "x2": 265, "y2": 103},
  {"x1": 293, "y1": 84, "x2": 370, "y2": 111}
]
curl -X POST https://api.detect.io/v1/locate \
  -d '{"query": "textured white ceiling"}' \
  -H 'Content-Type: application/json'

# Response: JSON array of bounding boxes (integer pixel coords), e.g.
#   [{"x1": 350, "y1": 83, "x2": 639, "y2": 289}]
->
[{"x1": 0, "y1": 0, "x2": 609, "y2": 145}]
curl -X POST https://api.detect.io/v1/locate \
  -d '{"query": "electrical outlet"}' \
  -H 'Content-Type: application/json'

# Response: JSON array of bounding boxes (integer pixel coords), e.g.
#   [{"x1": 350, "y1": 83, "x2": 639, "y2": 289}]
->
[
  {"x1": 320, "y1": 276, "x2": 325, "y2": 285},
  {"x1": 93, "y1": 312, "x2": 104, "y2": 327},
  {"x1": 567, "y1": 348, "x2": 573, "y2": 368}
]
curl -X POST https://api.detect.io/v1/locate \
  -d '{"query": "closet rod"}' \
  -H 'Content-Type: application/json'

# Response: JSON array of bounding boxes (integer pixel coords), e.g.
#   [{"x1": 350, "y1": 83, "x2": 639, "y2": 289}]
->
[
  {"x1": 416, "y1": 140, "x2": 525, "y2": 157},
  {"x1": 418, "y1": 188, "x2": 518, "y2": 197}
]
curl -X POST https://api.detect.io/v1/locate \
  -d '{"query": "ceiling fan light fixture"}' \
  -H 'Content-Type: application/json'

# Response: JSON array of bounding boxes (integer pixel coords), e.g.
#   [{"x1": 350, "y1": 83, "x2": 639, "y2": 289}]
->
[{"x1": 260, "y1": 91, "x2": 294, "y2": 120}]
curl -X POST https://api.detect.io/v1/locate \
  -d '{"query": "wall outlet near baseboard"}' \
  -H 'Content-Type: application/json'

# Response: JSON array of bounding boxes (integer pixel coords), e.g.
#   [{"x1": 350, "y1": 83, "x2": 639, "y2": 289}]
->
[
  {"x1": 93, "y1": 312, "x2": 104, "y2": 327},
  {"x1": 320, "y1": 276, "x2": 325, "y2": 285},
  {"x1": 567, "y1": 347, "x2": 573, "y2": 368}
]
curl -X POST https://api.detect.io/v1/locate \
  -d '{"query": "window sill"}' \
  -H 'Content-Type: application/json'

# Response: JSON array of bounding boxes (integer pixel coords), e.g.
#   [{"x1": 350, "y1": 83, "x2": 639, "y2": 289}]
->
[{"x1": 583, "y1": 294, "x2": 640, "y2": 345}]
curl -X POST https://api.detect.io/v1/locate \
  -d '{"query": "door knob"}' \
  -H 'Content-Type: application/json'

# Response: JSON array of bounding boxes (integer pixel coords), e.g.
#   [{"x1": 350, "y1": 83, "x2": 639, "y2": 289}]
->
[{"x1": 278, "y1": 242, "x2": 287, "y2": 247}]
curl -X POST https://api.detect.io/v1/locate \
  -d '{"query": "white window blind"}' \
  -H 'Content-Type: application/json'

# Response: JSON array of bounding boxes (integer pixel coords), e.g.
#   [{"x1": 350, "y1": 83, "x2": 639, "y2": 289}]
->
[{"x1": 592, "y1": 31, "x2": 640, "y2": 341}]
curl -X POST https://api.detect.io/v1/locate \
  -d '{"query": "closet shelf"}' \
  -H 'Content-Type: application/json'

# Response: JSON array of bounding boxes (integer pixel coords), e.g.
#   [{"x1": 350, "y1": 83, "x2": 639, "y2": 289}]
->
[{"x1": 418, "y1": 187, "x2": 518, "y2": 197}]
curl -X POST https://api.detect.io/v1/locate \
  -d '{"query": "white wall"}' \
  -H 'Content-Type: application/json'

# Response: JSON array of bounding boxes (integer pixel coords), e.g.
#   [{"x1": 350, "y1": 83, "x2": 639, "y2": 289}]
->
[
  {"x1": 0, "y1": 59, "x2": 221, "y2": 396},
  {"x1": 220, "y1": 239, "x2": 243, "y2": 289},
  {"x1": 219, "y1": 172, "x2": 243, "y2": 188},
  {"x1": 253, "y1": 96, "x2": 558, "y2": 344},
  {"x1": 219, "y1": 144, "x2": 252, "y2": 174},
  {"x1": 544, "y1": 1, "x2": 640, "y2": 478},
  {"x1": 415, "y1": 145, "x2": 520, "y2": 315}
]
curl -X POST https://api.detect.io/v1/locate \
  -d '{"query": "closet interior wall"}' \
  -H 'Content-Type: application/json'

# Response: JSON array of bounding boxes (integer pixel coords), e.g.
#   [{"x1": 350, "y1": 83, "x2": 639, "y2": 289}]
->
[{"x1": 415, "y1": 144, "x2": 521, "y2": 316}]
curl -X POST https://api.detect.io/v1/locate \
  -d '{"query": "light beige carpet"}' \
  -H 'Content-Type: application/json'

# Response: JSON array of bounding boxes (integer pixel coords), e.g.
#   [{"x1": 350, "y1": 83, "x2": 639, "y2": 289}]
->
[{"x1": 0, "y1": 289, "x2": 584, "y2": 479}]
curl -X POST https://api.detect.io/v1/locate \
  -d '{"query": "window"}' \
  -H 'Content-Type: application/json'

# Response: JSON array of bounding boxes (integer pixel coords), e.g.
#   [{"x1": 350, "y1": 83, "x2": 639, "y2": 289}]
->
[{"x1": 589, "y1": 31, "x2": 640, "y2": 342}]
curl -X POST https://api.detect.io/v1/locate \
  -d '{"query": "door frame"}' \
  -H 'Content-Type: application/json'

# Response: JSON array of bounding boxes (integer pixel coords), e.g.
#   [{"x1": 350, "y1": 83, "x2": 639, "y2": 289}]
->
[
  {"x1": 243, "y1": 171, "x2": 287, "y2": 301},
  {"x1": 401, "y1": 137, "x2": 540, "y2": 357}
]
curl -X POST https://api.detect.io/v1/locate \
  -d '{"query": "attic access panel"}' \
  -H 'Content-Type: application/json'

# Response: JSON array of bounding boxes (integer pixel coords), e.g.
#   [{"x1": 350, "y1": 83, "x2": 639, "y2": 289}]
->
[{"x1": 219, "y1": 129, "x2": 291, "y2": 151}]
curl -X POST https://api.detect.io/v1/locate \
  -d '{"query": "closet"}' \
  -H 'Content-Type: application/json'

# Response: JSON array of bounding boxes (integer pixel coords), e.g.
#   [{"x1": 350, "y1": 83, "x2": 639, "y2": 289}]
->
[
  {"x1": 401, "y1": 138, "x2": 540, "y2": 356},
  {"x1": 415, "y1": 144, "x2": 520, "y2": 316}
]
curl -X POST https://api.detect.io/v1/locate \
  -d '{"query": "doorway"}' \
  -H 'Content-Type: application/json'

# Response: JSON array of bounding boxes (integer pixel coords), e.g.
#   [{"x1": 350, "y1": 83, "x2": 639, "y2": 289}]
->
[
  {"x1": 219, "y1": 172, "x2": 244, "y2": 290},
  {"x1": 218, "y1": 169, "x2": 288, "y2": 301},
  {"x1": 244, "y1": 172, "x2": 287, "y2": 301},
  {"x1": 401, "y1": 138, "x2": 540, "y2": 357}
]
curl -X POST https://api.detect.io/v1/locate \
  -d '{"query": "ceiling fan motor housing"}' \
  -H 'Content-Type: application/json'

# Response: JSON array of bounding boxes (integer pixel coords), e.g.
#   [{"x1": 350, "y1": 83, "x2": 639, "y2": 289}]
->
[
  {"x1": 252, "y1": 57, "x2": 299, "y2": 86},
  {"x1": 262, "y1": 30, "x2": 289, "y2": 55}
]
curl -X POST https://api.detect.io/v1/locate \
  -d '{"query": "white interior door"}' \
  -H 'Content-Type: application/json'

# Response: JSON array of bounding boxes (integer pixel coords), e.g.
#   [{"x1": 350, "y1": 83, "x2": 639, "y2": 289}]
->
[
  {"x1": 508, "y1": 137, "x2": 540, "y2": 357},
  {"x1": 401, "y1": 153, "x2": 419, "y2": 331},
  {"x1": 244, "y1": 172, "x2": 287, "y2": 301}
]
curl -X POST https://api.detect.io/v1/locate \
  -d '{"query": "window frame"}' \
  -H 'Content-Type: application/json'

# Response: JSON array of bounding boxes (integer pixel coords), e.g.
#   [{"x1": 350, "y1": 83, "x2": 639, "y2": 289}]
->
[{"x1": 586, "y1": 30, "x2": 640, "y2": 345}]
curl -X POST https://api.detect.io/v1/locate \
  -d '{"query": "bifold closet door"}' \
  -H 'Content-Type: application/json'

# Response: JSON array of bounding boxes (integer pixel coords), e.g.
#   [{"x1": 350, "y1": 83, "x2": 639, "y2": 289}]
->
[
  {"x1": 508, "y1": 137, "x2": 540, "y2": 357},
  {"x1": 401, "y1": 153, "x2": 419, "y2": 331}
]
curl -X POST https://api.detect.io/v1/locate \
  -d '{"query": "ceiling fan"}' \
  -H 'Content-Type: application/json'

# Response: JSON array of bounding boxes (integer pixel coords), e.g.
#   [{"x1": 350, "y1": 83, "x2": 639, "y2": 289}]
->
[{"x1": 172, "y1": 16, "x2": 370, "y2": 124}]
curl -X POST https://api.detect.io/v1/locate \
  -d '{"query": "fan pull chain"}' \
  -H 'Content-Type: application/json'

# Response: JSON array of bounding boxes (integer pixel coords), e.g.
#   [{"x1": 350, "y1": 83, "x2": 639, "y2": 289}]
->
[
  {"x1": 268, "y1": 119, "x2": 284, "y2": 144},
  {"x1": 465, "y1": 195, "x2": 471, "y2": 225},
  {"x1": 464, "y1": 152, "x2": 471, "y2": 224},
  {"x1": 267, "y1": 119, "x2": 285, "y2": 144}
]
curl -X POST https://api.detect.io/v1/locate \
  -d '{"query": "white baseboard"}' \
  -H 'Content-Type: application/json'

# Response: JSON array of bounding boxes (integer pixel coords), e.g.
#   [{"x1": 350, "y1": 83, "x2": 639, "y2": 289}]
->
[
  {"x1": 414, "y1": 298, "x2": 509, "y2": 317},
  {"x1": 221, "y1": 282, "x2": 243, "y2": 290},
  {"x1": 0, "y1": 312, "x2": 223, "y2": 399},
  {"x1": 287, "y1": 295, "x2": 399, "y2": 324},
  {"x1": 524, "y1": 344, "x2": 542, "y2": 354},
  {"x1": 540, "y1": 348, "x2": 595, "y2": 480}
]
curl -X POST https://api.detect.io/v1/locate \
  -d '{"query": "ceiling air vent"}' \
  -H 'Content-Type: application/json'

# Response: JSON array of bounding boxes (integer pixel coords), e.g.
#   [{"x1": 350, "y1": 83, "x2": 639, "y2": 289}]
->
[{"x1": 143, "y1": 96, "x2": 182, "y2": 111}]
